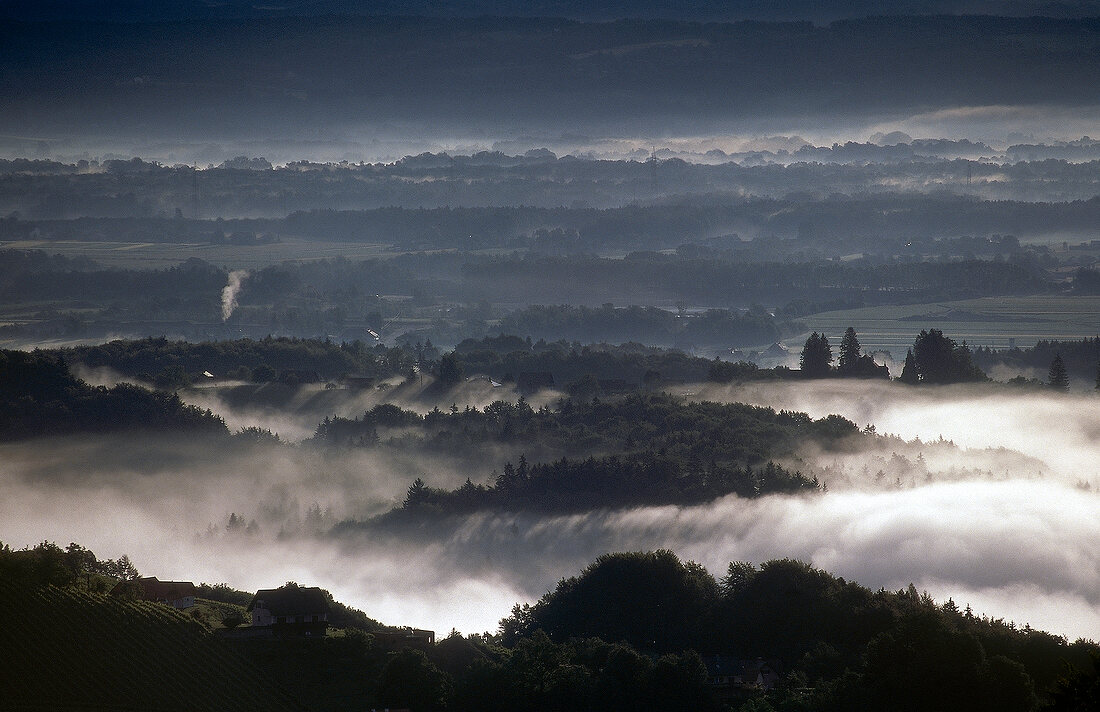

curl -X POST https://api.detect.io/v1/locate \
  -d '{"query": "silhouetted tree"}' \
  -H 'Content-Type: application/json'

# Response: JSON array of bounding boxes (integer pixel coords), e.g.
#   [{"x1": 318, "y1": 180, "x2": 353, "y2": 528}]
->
[
  {"x1": 910, "y1": 329, "x2": 986, "y2": 384},
  {"x1": 437, "y1": 352, "x2": 463, "y2": 386},
  {"x1": 800, "y1": 332, "x2": 832, "y2": 378},
  {"x1": 899, "y1": 349, "x2": 920, "y2": 384},
  {"x1": 404, "y1": 478, "x2": 428, "y2": 507},
  {"x1": 1048, "y1": 353, "x2": 1069, "y2": 391},
  {"x1": 838, "y1": 327, "x2": 861, "y2": 373}
]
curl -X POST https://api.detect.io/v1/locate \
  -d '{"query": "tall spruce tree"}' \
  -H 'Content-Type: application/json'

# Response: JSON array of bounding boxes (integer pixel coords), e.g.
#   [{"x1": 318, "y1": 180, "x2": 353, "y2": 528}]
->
[
  {"x1": 899, "y1": 349, "x2": 920, "y2": 384},
  {"x1": 838, "y1": 326, "x2": 862, "y2": 374},
  {"x1": 1048, "y1": 353, "x2": 1070, "y2": 391}
]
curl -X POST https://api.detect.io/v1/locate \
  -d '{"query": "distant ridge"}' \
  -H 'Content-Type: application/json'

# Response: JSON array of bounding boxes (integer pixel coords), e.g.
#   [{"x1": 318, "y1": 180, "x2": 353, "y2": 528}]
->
[{"x1": 1, "y1": 0, "x2": 1098, "y2": 23}]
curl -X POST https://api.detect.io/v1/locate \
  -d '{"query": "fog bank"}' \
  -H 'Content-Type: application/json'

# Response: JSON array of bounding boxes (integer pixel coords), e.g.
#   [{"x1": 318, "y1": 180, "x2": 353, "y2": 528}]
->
[{"x1": 1, "y1": 381, "x2": 1096, "y2": 640}]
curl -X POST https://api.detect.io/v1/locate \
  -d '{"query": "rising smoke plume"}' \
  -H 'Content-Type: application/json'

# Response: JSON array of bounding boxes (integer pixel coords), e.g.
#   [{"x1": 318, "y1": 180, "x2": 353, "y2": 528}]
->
[{"x1": 221, "y1": 270, "x2": 249, "y2": 321}]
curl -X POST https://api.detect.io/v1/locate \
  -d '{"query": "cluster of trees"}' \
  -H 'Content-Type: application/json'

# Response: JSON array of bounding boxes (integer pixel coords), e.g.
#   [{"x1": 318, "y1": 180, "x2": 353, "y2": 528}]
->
[
  {"x1": 63, "y1": 335, "x2": 410, "y2": 385},
  {"x1": 795, "y1": 328, "x2": 1100, "y2": 391},
  {"x1": 0, "y1": 350, "x2": 228, "y2": 440},
  {"x1": 392, "y1": 456, "x2": 817, "y2": 519},
  {"x1": 315, "y1": 393, "x2": 861, "y2": 466},
  {"x1": 454, "y1": 335, "x2": 752, "y2": 388},
  {"x1": 798, "y1": 327, "x2": 889, "y2": 379},
  {"x1": 499, "y1": 551, "x2": 1100, "y2": 712},
  {"x1": 315, "y1": 395, "x2": 863, "y2": 517},
  {"x1": 897, "y1": 329, "x2": 988, "y2": 385},
  {"x1": 974, "y1": 337, "x2": 1100, "y2": 391},
  {"x1": 0, "y1": 540, "x2": 138, "y2": 589},
  {"x1": 795, "y1": 327, "x2": 991, "y2": 385}
]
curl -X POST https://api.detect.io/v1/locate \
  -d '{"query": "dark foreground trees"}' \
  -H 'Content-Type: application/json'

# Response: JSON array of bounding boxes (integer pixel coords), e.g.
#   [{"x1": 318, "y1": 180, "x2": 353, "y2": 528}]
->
[
  {"x1": 0, "y1": 349, "x2": 227, "y2": 439},
  {"x1": 499, "y1": 552, "x2": 1094, "y2": 712}
]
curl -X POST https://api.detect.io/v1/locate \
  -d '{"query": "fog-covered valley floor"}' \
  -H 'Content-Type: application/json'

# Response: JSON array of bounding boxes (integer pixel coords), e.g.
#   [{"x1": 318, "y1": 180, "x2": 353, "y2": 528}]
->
[{"x1": 1, "y1": 381, "x2": 1096, "y2": 642}]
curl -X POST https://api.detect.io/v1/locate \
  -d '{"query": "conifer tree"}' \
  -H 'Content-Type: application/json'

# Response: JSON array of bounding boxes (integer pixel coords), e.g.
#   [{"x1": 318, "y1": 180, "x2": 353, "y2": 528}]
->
[
  {"x1": 838, "y1": 326, "x2": 862, "y2": 374},
  {"x1": 899, "y1": 349, "x2": 919, "y2": 384},
  {"x1": 1048, "y1": 353, "x2": 1070, "y2": 391}
]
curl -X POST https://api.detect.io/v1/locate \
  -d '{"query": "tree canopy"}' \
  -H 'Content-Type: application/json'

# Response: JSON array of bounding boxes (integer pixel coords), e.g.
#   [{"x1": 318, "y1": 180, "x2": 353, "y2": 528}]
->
[
  {"x1": 907, "y1": 329, "x2": 987, "y2": 384},
  {"x1": 799, "y1": 332, "x2": 833, "y2": 378}
]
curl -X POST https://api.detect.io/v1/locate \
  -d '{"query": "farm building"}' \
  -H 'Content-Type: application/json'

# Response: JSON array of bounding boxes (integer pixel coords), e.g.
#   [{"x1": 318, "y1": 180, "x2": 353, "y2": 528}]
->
[
  {"x1": 111, "y1": 577, "x2": 197, "y2": 609},
  {"x1": 247, "y1": 584, "x2": 330, "y2": 637}
]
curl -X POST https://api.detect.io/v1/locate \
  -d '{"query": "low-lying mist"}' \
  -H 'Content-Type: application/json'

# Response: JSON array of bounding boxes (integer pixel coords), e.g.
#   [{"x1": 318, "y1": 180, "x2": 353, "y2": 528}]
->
[
  {"x1": 17, "y1": 102, "x2": 1100, "y2": 168},
  {"x1": 694, "y1": 379, "x2": 1100, "y2": 487},
  {"x1": 1, "y1": 381, "x2": 1096, "y2": 642}
]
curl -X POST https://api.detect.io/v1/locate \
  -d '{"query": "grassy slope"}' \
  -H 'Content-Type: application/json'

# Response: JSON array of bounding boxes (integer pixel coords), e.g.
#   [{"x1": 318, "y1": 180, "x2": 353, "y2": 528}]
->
[{"x1": 0, "y1": 580, "x2": 301, "y2": 712}]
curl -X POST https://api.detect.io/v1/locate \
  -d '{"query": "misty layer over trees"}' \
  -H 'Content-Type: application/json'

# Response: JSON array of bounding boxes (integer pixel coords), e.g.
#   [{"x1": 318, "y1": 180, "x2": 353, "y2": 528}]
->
[{"x1": 3, "y1": 4, "x2": 1100, "y2": 712}]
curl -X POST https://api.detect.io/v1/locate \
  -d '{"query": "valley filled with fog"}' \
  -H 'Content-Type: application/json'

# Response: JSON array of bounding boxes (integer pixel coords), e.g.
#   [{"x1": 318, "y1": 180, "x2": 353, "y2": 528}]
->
[
  {"x1": 2, "y1": 379, "x2": 1097, "y2": 642},
  {"x1": 3, "y1": 5, "x2": 1100, "y2": 711}
]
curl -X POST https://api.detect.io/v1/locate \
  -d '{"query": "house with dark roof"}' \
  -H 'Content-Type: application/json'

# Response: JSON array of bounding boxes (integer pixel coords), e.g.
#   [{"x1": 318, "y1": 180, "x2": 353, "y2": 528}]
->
[
  {"x1": 704, "y1": 656, "x2": 781, "y2": 700},
  {"x1": 246, "y1": 584, "x2": 330, "y2": 637},
  {"x1": 111, "y1": 577, "x2": 197, "y2": 609}
]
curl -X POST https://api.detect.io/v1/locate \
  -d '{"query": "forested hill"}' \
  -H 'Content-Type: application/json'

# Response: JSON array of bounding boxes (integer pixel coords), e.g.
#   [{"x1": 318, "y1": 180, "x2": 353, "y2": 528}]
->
[
  {"x1": 0, "y1": 349, "x2": 227, "y2": 439},
  {"x1": 320, "y1": 395, "x2": 859, "y2": 520},
  {"x1": 500, "y1": 551, "x2": 1100, "y2": 712},
  {"x1": 3, "y1": 543, "x2": 1097, "y2": 710}
]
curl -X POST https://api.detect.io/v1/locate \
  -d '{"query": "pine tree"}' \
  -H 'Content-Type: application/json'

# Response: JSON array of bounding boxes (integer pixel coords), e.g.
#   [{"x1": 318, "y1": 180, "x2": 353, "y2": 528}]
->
[
  {"x1": 838, "y1": 326, "x2": 862, "y2": 374},
  {"x1": 898, "y1": 349, "x2": 919, "y2": 384},
  {"x1": 1048, "y1": 353, "x2": 1070, "y2": 391},
  {"x1": 404, "y1": 477, "x2": 428, "y2": 507}
]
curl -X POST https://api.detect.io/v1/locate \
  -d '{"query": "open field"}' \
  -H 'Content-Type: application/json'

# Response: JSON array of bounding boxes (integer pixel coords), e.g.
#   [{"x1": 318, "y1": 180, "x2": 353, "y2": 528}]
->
[
  {"x1": 790, "y1": 296, "x2": 1100, "y2": 356},
  {"x1": 0, "y1": 238, "x2": 398, "y2": 269}
]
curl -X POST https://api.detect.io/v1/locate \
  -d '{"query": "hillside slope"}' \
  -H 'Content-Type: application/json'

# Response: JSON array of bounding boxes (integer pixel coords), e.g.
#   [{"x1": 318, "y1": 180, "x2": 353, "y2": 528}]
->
[{"x1": 0, "y1": 580, "x2": 302, "y2": 712}]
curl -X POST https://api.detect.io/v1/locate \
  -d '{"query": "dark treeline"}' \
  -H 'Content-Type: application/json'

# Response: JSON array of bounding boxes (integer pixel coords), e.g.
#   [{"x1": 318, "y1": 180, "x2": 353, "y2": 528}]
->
[
  {"x1": 316, "y1": 394, "x2": 859, "y2": 516},
  {"x1": 385, "y1": 456, "x2": 816, "y2": 520},
  {"x1": 459, "y1": 253, "x2": 1051, "y2": 306},
  {"x1": 2, "y1": 248, "x2": 1065, "y2": 346},
  {"x1": 498, "y1": 551, "x2": 1100, "y2": 712},
  {"x1": 0, "y1": 349, "x2": 227, "y2": 440},
  {"x1": 497, "y1": 304, "x2": 793, "y2": 348},
  {"x1": 453, "y1": 335, "x2": 786, "y2": 387},
  {"x1": 974, "y1": 337, "x2": 1100, "y2": 387},
  {"x1": 314, "y1": 393, "x2": 860, "y2": 465},
  {"x1": 62, "y1": 335, "x2": 412, "y2": 385},
  {"x1": 0, "y1": 540, "x2": 140, "y2": 590},
  {"x1": 0, "y1": 254, "x2": 226, "y2": 304},
  {"x1": 8, "y1": 194, "x2": 1100, "y2": 248},
  {"x1": 5, "y1": 541, "x2": 1098, "y2": 711},
  {"x1": 59, "y1": 333, "x2": 789, "y2": 394}
]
